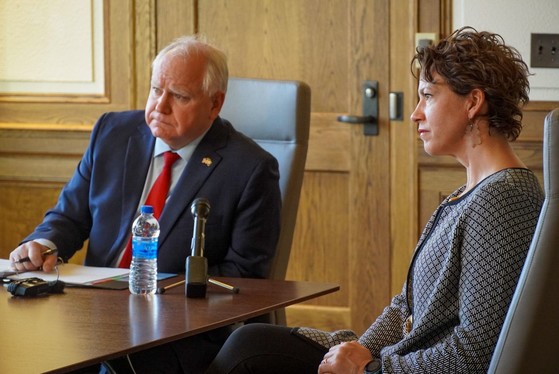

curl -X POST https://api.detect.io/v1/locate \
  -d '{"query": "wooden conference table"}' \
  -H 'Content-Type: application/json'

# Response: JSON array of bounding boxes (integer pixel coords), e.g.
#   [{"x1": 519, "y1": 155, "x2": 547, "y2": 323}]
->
[{"x1": 0, "y1": 276, "x2": 338, "y2": 373}]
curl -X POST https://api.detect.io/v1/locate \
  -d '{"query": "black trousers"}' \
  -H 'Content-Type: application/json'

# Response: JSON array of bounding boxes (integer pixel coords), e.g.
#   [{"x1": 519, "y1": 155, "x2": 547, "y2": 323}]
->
[
  {"x1": 100, "y1": 326, "x2": 234, "y2": 374},
  {"x1": 206, "y1": 324, "x2": 327, "y2": 374}
]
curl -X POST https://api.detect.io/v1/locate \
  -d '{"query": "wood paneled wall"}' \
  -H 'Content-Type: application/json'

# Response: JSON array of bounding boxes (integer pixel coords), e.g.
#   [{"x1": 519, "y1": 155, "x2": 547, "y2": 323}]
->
[{"x1": 0, "y1": 127, "x2": 90, "y2": 264}]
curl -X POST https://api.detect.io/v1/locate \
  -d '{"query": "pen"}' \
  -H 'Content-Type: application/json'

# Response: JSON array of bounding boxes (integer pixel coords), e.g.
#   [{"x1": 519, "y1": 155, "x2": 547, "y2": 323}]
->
[{"x1": 13, "y1": 248, "x2": 58, "y2": 264}]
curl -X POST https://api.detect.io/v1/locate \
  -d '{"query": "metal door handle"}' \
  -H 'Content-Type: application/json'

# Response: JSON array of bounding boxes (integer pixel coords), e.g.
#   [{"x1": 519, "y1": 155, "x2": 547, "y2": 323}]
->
[
  {"x1": 337, "y1": 80, "x2": 378, "y2": 136},
  {"x1": 337, "y1": 115, "x2": 376, "y2": 124}
]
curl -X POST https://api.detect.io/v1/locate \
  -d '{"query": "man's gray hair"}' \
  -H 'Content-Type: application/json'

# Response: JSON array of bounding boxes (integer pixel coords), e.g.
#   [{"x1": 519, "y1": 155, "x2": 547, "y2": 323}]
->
[{"x1": 153, "y1": 34, "x2": 228, "y2": 96}]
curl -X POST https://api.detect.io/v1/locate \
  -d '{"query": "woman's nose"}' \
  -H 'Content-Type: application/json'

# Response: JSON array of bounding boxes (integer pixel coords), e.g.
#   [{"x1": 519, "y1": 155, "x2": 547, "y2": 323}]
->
[{"x1": 410, "y1": 103, "x2": 423, "y2": 123}]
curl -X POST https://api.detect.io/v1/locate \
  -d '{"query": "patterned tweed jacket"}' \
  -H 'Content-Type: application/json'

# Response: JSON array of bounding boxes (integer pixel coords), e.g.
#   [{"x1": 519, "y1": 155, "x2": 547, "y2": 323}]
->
[{"x1": 296, "y1": 168, "x2": 544, "y2": 373}]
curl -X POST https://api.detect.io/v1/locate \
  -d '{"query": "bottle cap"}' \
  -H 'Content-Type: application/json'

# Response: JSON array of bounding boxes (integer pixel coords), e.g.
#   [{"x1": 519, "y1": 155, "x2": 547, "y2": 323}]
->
[{"x1": 141, "y1": 205, "x2": 154, "y2": 214}]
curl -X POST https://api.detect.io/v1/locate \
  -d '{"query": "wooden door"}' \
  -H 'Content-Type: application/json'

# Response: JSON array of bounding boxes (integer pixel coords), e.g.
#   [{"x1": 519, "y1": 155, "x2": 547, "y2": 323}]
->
[{"x1": 188, "y1": 0, "x2": 411, "y2": 334}]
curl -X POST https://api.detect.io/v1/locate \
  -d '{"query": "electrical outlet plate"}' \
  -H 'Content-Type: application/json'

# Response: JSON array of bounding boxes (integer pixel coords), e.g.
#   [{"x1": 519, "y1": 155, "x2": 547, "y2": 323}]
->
[{"x1": 531, "y1": 33, "x2": 559, "y2": 68}]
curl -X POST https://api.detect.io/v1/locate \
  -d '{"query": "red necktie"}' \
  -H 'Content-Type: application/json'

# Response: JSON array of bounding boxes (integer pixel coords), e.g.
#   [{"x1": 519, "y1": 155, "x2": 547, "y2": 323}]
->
[{"x1": 118, "y1": 151, "x2": 181, "y2": 268}]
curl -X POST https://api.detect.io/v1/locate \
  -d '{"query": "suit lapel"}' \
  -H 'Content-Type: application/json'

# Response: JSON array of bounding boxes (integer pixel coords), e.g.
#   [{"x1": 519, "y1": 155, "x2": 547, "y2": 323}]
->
[
  {"x1": 157, "y1": 118, "x2": 229, "y2": 247},
  {"x1": 116, "y1": 122, "x2": 155, "y2": 252}
]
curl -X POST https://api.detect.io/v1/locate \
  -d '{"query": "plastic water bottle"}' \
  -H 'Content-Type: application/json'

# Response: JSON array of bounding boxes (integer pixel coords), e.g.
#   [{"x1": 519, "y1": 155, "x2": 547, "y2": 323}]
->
[{"x1": 129, "y1": 205, "x2": 159, "y2": 295}]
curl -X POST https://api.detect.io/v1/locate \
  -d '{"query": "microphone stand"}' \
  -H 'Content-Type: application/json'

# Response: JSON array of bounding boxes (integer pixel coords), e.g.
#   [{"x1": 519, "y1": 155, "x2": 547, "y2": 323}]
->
[
  {"x1": 156, "y1": 278, "x2": 239, "y2": 294},
  {"x1": 208, "y1": 278, "x2": 240, "y2": 293},
  {"x1": 182, "y1": 198, "x2": 239, "y2": 298}
]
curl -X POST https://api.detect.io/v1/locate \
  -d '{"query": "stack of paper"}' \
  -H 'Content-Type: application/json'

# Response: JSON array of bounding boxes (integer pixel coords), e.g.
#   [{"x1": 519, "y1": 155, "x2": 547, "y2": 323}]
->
[{"x1": 0, "y1": 259, "x2": 129, "y2": 285}]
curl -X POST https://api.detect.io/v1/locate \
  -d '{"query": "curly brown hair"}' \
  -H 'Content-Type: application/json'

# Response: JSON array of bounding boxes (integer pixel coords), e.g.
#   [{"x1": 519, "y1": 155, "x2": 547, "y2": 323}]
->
[{"x1": 412, "y1": 26, "x2": 530, "y2": 141}]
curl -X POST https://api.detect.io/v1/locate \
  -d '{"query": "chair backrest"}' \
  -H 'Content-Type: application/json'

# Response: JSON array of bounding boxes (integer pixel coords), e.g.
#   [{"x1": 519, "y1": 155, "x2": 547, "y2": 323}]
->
[
  {"x1": 220, "y1": 77, "x2": 311, "y2": 282},
  {"x1": 488, "y1": 108, "x2": 559, "y2": 373}
]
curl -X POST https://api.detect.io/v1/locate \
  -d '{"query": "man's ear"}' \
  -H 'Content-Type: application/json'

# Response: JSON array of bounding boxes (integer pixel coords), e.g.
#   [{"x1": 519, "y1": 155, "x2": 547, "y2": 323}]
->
[{"x1": 210, "y1": 91, "x2": 226, "y2": 119}]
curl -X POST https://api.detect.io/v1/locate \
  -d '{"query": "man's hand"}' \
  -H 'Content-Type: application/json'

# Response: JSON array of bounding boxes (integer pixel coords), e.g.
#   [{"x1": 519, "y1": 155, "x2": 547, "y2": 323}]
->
[
  {"x1": 318, "y1": 341, "x2": 374, "y2": 374},
  {"x1": 9, "y1": 241, "x2": 58, "y2": 273}
]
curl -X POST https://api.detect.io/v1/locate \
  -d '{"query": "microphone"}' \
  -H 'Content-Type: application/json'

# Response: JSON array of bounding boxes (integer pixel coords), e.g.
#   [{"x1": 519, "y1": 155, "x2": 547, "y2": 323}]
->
[{"x1": 185, "y1": 198, "x2": 210, "y2": 298}]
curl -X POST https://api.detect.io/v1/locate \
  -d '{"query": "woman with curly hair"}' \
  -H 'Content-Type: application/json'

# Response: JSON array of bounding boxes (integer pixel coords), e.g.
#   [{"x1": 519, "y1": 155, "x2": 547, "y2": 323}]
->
[{"x1": 206, "y1": 27, "x2": 544, "y2": 374}]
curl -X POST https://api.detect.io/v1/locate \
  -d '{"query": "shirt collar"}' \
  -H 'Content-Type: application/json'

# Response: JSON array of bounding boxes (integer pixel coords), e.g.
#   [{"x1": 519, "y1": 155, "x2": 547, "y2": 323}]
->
[{"x1": 153, "y1": 130, "x2": 208, "y2": 162}]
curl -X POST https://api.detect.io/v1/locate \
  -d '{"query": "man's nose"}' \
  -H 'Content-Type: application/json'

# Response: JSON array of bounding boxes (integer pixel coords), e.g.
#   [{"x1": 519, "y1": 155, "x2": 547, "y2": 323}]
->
[{"x1": 156, "y1": 92, "x2": 171, "y2": 113}]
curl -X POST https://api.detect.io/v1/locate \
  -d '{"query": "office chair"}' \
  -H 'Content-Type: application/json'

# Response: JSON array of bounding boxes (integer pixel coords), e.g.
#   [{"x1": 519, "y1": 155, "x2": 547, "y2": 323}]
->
[
  {"x1": 488, "y1": 108, "x2": 559, "y2": 373},
  {"x1": 220, "y1": 77, "x2": 311, "y2": 325}
]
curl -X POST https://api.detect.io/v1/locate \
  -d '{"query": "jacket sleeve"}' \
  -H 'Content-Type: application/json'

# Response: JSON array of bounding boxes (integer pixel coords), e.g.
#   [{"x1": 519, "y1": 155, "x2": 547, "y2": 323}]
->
[
  {"x1": 358, "y1": 285, "x2": 410, "y2": 356},
  {"x1": 22, "y1": 115, "x2": 109, "y2": 260}
]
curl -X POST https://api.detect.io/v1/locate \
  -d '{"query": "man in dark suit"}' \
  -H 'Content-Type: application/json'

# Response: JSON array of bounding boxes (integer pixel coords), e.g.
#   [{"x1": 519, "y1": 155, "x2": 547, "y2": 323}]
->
[{"x1": 9, "y1": 35, "x2": 281, "y2": 373}]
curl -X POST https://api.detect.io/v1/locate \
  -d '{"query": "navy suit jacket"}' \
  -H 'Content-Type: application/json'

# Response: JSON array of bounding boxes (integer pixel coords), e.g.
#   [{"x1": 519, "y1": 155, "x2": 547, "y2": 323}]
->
[{"x1": 25, "y1": 110, "x2": 281, "y2": 278}]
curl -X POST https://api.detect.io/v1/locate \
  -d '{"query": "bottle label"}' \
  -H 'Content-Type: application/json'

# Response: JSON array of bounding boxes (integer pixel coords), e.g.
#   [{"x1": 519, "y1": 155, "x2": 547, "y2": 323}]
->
[{"x1": 132, "y1": 237, "x2": 158, "y2": 260}]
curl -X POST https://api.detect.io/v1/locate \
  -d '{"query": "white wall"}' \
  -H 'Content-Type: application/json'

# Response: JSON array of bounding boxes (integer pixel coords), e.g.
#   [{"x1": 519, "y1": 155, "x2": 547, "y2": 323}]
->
[{"x1": 454, "y1": 0, "x2": 559, "y2": 101}]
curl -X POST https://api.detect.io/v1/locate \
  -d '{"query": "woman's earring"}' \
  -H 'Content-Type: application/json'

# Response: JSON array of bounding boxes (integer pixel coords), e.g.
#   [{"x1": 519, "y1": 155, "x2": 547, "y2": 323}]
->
[{"x1": 468, "y1": 119, "x2": 482, "y2": 148}]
